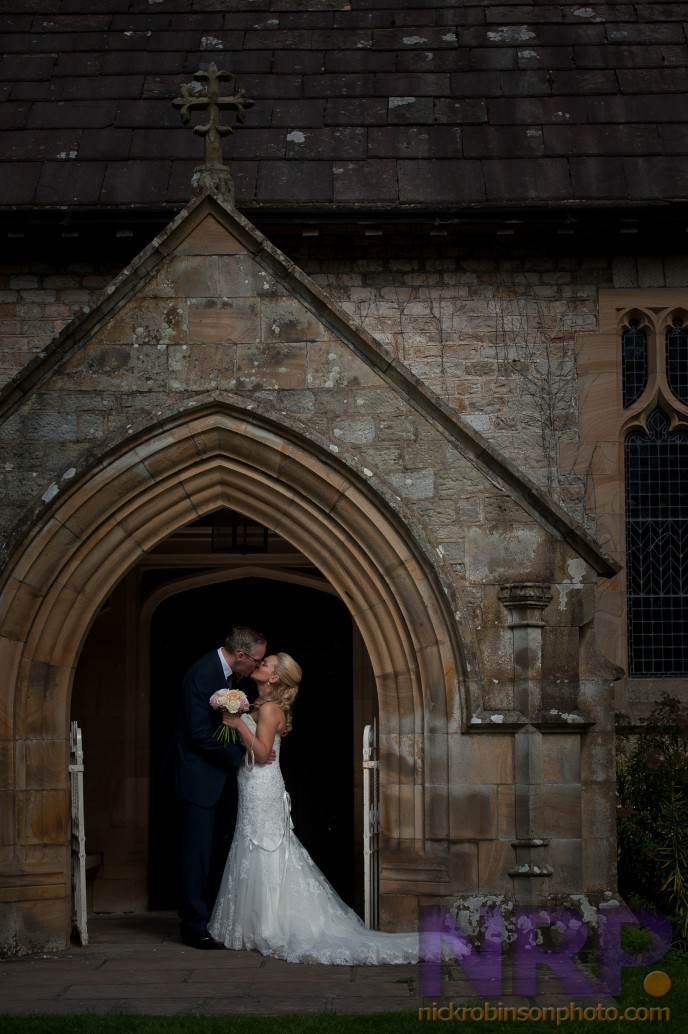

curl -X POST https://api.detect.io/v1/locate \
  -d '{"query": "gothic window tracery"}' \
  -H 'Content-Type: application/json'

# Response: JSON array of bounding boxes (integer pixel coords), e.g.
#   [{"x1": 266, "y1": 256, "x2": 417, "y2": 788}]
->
[
  {"x1": 666, "y1": 316, "x2": 688, "y2": 406},
  {"x1": 622, "y1": 318, "x2": 648, "y2": 409},
  {"x1": 622, "y1": 311, "x2": 688, "y2": 678}
]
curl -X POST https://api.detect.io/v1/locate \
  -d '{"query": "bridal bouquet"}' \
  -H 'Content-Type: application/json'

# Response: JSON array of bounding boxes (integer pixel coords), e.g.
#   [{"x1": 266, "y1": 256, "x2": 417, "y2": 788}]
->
[{"x1": 209, "y1": 688, "x2": 250, "y2": 743}]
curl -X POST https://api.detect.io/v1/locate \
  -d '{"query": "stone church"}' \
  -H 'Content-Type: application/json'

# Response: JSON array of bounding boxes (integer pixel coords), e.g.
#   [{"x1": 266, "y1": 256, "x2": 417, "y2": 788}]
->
[{"x1": 1, "y1": 2, "x2": 686, "y2": 954}]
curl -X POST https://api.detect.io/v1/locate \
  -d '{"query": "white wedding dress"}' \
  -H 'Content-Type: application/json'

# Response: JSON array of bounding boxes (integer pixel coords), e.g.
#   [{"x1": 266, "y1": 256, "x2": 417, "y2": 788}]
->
[{"x1": 209, "y1": 714, "x2": 421, "y2": 964}]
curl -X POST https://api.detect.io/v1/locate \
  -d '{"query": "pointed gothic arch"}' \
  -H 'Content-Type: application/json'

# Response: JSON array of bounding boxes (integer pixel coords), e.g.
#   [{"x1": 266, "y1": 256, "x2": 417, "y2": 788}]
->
[{"x1": 0, "y1": 401, "x2": 476, "y2": 947}]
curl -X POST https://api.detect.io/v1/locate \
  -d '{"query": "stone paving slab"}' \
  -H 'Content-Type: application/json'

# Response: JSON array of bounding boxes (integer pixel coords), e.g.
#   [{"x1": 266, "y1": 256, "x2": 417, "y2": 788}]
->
[
  {"x1": 0, "y1": 914, "x2": 420, "y2": 1016},
  {"x1": 0, "y1": 912, "x2": 615, "y2": 1017},
  {"x1": 0, "y1": 1001, "x2": 130, "y2": 1017}
]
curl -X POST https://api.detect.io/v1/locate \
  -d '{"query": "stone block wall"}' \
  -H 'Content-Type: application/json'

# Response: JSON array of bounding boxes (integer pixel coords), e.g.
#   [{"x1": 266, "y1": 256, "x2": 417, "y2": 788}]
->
[
  {"x1": 0, "y1": 199, "x2": 625, "y2": 950},
  {"x1": 0, "y1": 263, "x2": 120, "y2": 389},
  {"x1": 5, "y1": 232, "x2": 686, "y2": 721},
  {"x1": 4, "y1": 240, "x2": 686, "y2": 528}
]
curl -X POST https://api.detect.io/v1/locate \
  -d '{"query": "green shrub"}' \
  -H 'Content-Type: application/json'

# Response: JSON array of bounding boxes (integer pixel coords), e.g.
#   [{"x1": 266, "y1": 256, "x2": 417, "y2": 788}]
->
[{"x1": 617, "y1": 694, "x2": 688, "y2": 947}]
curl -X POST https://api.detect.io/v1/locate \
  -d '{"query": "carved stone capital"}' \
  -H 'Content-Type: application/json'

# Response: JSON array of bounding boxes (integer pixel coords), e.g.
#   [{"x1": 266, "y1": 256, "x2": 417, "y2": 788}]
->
[{"x1": 499, "y1": 582, "x2": 553, "y2": 627}]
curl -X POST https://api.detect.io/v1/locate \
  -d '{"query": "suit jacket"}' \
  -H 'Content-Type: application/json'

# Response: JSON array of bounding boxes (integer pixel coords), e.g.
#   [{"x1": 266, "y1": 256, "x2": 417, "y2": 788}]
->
[{"x1": 164, "y1": 650, "x2": 244, "y2": 806}]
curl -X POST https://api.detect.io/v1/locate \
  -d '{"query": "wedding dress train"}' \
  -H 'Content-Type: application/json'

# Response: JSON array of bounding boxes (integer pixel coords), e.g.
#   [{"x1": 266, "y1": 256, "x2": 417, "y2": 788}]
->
[{"x1": 209, "y1": 714, "x2": 421, "y2": 964}]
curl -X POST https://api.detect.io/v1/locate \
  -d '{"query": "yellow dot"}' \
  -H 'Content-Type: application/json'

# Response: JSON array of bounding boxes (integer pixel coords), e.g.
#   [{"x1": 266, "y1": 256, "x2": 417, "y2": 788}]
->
[{"x1": 643, "y1": 971, "x2": 671, "y2": 997}]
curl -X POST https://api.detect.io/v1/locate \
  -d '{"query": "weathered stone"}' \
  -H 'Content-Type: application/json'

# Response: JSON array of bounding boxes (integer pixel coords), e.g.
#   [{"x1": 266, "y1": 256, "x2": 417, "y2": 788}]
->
[
  {"x1": 386, "y1": 469, "x2": 434, "y2": 500},
  {"x1": 0, "y1": 192, "x2": 622, "y2": 955},
  {"x1": 332, "y1": 418, "x2": 375, "y2": 445},
  {"x1": 449, "y1": 785, "x2": 498, "y2": 839},
  {"x1": 188, "y1": 299, "x2": 259, "y2": 345}
]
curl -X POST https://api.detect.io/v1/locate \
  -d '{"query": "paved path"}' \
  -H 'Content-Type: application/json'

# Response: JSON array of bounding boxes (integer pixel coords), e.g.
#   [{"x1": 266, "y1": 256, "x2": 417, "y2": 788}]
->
[
  {"x1": 0, "y1": 912, "x2": 612, "y2": 1017},
  {"x1": 0, "y1": 913, "x2": 419, "y2": 1016}
]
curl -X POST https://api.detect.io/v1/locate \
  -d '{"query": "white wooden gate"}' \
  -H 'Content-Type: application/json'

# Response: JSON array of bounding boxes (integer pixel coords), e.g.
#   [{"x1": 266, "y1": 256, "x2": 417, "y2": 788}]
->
[
  {"x1": 69, "y1": 721, "x2": 89, "y2": 946},
  {"x1": 362, "y1": 719, "x2": 380, "y2": 929}
]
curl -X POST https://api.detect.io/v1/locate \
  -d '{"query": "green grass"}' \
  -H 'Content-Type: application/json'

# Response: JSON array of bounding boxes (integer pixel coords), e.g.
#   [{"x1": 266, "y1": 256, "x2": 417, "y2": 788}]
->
[
  {"x1": 0, "y1": 1019, "x2": 418, "y2": 1034},
  {"x1": 1, "y1": 949, "x2": 686, "y2": 1033},
  {"x1": 608, "y1": 946, "x2": 687, "y2": 1027}
]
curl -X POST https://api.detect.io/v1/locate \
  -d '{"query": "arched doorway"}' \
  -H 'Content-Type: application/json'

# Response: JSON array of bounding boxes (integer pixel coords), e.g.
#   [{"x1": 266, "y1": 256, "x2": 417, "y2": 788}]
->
[
  {"x1": 71, "y1": 508, "x2": 378, "y2": 919},
  {"x1": 1, "y1": 404, "x2": 472, "y2": 951}
]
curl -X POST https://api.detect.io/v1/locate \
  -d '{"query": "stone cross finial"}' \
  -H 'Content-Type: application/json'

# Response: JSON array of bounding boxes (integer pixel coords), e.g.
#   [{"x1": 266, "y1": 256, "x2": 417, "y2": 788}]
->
[{"x1": 172, "y1": 62, "x2": 254, "y2": 200}]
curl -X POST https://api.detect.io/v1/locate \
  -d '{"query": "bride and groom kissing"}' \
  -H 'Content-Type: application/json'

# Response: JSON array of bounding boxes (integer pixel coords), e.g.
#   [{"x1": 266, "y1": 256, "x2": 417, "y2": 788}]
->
[{"x1": 165, "y1": 625, "x2": 421, "y2": 964}]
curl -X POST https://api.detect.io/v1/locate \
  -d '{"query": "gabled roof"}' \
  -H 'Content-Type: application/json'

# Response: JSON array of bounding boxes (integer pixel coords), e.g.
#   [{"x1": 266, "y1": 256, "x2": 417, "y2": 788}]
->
[
  {"x1": 0, "y1": 186, "x2": 619, "y2": 577},
  {"x1": 1, "y1": 1, "x2": 687, "y2": 211}
]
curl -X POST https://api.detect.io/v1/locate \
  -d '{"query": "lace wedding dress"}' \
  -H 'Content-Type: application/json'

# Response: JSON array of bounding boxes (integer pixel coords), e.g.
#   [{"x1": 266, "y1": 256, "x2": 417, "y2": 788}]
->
[{"x1": 209, "y1": 714, "x2": 421, "y2": 964}]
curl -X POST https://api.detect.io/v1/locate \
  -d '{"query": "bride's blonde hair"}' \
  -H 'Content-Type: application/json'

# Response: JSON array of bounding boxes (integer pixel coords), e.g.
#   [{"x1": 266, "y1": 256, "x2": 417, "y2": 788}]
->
[{"x1": 254, "y1": 652, "x2": 302, "y2": 735}]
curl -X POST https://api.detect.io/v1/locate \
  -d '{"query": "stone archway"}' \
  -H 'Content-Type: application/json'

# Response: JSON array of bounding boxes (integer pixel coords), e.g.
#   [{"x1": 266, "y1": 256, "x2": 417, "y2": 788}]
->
[
  {"x1": 71, "y1": 557, "x2": 363, "y2": 917},
  {"x1": 0, "y1": 402, "x2": 472, "y2": 951}
]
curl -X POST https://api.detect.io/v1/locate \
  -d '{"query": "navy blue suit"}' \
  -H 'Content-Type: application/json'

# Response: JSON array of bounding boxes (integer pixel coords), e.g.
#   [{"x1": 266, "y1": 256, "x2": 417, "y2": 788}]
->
[{"x1": 165, "y1": 650, "x2": 244, "y2": 937}]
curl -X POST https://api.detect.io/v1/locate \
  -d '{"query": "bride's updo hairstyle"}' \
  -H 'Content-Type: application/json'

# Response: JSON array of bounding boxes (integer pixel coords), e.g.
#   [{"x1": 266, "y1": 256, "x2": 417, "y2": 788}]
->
[{"x1": 257, "y1": 652, "x2": 302, "y2": 735}]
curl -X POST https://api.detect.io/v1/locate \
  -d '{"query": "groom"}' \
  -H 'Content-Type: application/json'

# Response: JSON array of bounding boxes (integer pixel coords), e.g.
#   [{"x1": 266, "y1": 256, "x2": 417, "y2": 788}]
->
[{"x1": 165, "y1": 626, "x2": 268, "y2": 949}]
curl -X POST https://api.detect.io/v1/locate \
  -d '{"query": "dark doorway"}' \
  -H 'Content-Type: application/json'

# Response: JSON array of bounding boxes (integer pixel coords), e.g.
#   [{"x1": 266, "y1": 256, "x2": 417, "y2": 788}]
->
[{"x1": 149, "y1": 578, "x2": 356, "y2": 913}]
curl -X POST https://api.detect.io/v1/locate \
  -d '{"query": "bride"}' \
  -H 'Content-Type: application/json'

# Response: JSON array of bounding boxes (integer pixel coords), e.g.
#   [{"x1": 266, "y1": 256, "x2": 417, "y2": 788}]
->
[{"x1": 208, "y1": 652, "x2": 421, "y2": 964}]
